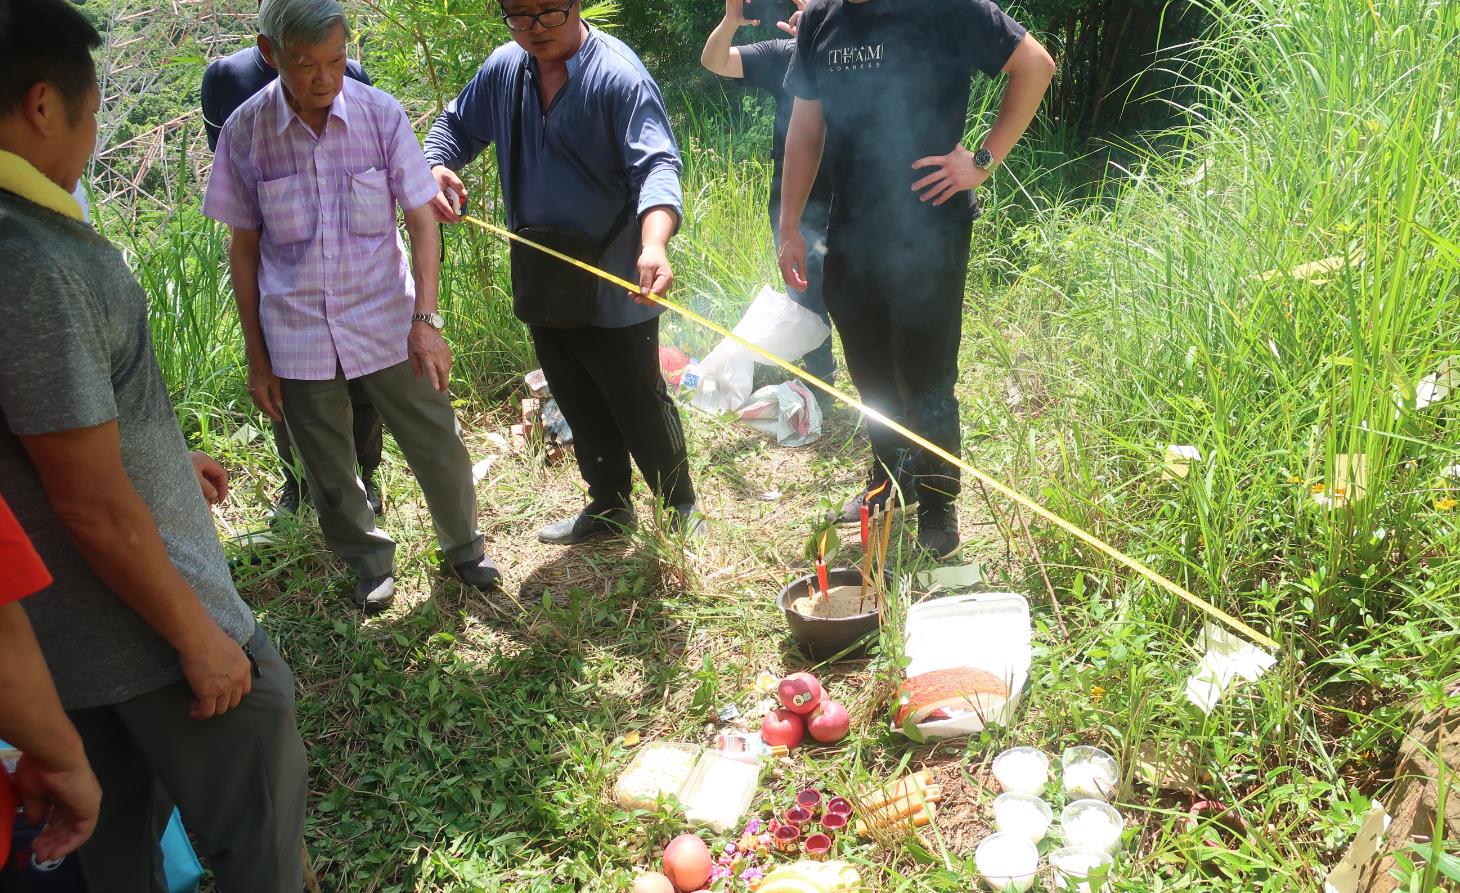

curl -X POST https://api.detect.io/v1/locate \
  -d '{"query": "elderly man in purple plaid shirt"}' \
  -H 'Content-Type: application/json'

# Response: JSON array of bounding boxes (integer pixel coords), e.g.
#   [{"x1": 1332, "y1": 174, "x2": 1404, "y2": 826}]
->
[{"x1": 204, "y1": 0, "x2": 503, "y2": 613}]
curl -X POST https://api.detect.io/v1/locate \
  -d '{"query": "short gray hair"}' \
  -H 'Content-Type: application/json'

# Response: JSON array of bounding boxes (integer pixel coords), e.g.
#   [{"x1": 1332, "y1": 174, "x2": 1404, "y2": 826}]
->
[{"x1": 258, "y1": 0, "x2": 349, "y2": 52}]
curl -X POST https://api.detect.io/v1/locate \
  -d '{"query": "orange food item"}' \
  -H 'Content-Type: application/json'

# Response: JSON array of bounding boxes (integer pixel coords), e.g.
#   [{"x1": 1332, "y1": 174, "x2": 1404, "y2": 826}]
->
[{"x1": 894, "y1": 667, "x2": 1010, "y2": 726}]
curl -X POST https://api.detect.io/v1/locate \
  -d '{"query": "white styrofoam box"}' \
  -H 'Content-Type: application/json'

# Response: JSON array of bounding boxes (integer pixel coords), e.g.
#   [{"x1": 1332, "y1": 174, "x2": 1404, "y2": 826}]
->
[{"x1": 897, "y1": 592, "x2": 1033, "y2": 740}]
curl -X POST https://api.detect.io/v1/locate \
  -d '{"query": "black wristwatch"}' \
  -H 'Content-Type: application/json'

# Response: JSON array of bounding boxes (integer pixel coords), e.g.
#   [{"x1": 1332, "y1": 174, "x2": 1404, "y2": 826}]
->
[
  {"x1": 412, "y1": 312, "x2": 445, "y2": 330},
  {"x1": 972, "y1": 147, "x2": 995, "y2": 171}
]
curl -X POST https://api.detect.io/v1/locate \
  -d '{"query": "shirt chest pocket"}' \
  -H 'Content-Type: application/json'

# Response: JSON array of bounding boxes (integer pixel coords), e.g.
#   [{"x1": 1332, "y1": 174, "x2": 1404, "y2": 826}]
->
[
  {"x1": 258, "y1": 174, "x2": 314, "y2": 244},
  {"x1": 347, "y1": 168, "x2": 394, "y2": 237}
]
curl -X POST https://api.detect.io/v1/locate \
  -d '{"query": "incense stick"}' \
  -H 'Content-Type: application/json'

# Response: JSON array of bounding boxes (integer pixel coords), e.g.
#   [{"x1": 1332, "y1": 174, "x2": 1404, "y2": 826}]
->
[
  {"x1": 858, "y1": 505, "x2": 879, "y2": 613},
  {"x1": 875, "y1": 503, "x2": 895, "y2": 614}
]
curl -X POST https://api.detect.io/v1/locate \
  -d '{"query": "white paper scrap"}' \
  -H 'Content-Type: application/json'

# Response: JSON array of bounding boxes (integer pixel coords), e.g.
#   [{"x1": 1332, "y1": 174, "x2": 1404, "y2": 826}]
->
[
  {"x1": 471, "y1": 456, "x2": 499, "y2": 485},
  {"x1": 1415, "y1": 359, "x2": 1458, "y2": 409},
  {"x1": 1323, "y1": 800, "x2": 1391, "y2": 893},
  {"x1": 1185, "y1": 622, "x2": 1277, "y2": 714}
]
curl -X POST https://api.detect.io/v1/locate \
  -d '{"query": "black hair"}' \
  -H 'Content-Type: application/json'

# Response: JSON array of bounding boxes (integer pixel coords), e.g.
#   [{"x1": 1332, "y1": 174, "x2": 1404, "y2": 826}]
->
[{"x1": 0, "y1": 0, "x2": 102, "y2": 122}]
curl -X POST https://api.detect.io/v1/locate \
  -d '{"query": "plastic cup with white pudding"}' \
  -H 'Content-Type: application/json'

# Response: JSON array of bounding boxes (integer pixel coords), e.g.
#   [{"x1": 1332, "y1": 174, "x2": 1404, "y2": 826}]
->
[
  {"x1": 992, "y1": 792, "x2": 1053, "y2": 843},
  {"x1": 1059, "y1": 800, "x2": 1125, "y2": 855},
  {"x1": 992, "y1": 746, "x2": 1050, "y2": 795},
  {"x1": 1061, "y1": 746, "x2": 1119, "y2": 801},
  {"x1": 1049, "y1": 847, "x2": 1114, "y2": 892},
  {"x1": 974, "y1": 832, "x2": 1038, "y2": 893}
]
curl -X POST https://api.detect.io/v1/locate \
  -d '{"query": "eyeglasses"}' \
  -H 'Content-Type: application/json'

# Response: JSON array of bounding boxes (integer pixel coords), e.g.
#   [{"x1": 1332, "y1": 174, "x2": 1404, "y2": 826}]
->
[{"x1": 502, "y1": 3, "x2": 573, "y2": 32}]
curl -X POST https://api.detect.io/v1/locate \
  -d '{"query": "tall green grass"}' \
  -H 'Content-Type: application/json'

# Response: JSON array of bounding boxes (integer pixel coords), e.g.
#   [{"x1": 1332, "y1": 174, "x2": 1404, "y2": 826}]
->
[
  {"x1": 964, "y1": 0, "x2": 1460, "y2": 881},
  {"x1": 1012, "y1": 0, "x2": 1459, "y2": 636}
]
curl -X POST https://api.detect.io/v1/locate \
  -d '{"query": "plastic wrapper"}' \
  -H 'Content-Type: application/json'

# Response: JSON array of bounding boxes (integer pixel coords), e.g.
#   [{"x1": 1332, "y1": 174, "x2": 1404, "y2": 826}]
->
[
  {"x1": 737, "y1": 381, "x2": 823, "y2": 446},
  {"x1": 690, "y1": 287, "x2": 832, "y2": 414}
]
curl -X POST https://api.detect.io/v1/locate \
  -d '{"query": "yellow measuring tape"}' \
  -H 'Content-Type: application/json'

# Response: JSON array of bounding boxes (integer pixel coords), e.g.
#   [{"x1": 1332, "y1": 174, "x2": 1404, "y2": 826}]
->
[{"x1": 460, "y1": 214, "x2": 1280, "y2": 653}]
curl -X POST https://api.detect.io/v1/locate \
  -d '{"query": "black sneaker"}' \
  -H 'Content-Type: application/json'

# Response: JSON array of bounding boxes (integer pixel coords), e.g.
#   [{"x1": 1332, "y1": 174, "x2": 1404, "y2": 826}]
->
[
  {"x1": 538, "y1": 504, "x2": 636, "y2": 545},
  {"x1": 917, "y1": 502, "x2": 960, "y2": 560},
  {"x1": 451, "y1": 554, "x2": 504, "y2": 591},
  {"x1": 668, "y1": 502, "x2": 707, "y2": 542},
  {"x1": 353, "y1": 574, "x2": 396, "y2": 615},
  {"x1": 829, "y1": 479, "x2": 916, "y2": 525},
  {"x1": 267, "y1": 484, "x2": 304, "y2": 528},
  {"x1": 362, "y1": 472, "x2": 384, "y2": 517}
]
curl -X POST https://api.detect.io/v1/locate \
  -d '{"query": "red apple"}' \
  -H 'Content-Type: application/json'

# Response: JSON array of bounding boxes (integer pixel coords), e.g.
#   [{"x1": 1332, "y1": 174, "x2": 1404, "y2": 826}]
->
[
  {"x1": 761, "y1": 707, "x2": 807, "y2": 748},
  {"x1": 632, "y1": 873, "x2": 676, "y2": 893},
  {"x1": 662, "y1": 834, "x2": 711, "y2": 892},
  {"x1": 777, "y1": 672, "x2": 823, "y2": 715},
  {"x1": 807, "y1": 699, "x2": 850, "y2": 744}
]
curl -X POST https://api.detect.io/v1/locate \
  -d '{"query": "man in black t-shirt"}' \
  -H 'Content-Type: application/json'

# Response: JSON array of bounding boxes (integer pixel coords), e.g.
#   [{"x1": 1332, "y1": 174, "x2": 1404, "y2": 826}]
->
[
  {"x1": 700, "y1": 0, "x2": 835, "y2": 386},
  {"x1": 200, "y1": 38, "x2": 385, "y2": 524},
  {"x1": 779, "y1": 0, "x2": 1054, "y2": 559}
]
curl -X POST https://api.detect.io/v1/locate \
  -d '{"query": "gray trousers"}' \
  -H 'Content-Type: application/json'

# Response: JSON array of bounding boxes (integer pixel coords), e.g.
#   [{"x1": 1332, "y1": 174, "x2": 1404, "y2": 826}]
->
[
  {"x1": 69, "y1": 626, "x2": 307, "y2": 893},
  {"x1": 280, "y1": 360, "x2": 483, "y2": 578}
]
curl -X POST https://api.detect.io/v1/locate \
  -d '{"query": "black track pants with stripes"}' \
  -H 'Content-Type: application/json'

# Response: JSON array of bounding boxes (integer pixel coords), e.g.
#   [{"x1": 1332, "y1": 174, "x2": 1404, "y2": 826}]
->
[{"x1": 530, "y1": 316, "x2": 696, "y2": 510}]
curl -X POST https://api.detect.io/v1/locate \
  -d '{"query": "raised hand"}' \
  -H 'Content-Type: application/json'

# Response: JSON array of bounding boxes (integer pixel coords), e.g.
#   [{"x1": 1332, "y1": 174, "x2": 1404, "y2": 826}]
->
[
  {"x1": 726, "y1": 0, "x2": 757, "y2": 27},
  {"x1": 776, "y1": 0, "x2": 807, "y2": 36}
]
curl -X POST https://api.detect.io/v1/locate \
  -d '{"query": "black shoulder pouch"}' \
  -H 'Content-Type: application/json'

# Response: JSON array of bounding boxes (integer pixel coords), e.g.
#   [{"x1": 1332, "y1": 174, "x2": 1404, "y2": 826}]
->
[{"x1": 507, "y1": 62, "x2": 633, "y2": 328}]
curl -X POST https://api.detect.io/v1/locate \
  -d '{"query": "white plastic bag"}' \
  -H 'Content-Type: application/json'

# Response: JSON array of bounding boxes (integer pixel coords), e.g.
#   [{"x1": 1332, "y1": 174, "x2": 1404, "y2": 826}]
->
[
  {"x1": 737, "y1": 381, "x2": 823, "y2": 446},
  {"x1": 691, "y1": 286, "x2": 831, "y2": 414}
]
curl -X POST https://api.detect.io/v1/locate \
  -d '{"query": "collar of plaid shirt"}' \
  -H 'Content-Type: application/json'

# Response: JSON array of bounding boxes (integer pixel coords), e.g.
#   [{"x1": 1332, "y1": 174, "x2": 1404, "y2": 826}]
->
[{"x1": 272, "y1": 76, "x2": 351, "y2": 136}]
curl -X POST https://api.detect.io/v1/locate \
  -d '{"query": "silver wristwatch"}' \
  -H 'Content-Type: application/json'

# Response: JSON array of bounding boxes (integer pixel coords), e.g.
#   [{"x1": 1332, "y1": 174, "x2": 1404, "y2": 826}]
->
[
  {"x1": 972, "y1": 147, "x2": 995, "y2": 171},
  {"x1": 412, "y1": 312, "x2": 445, "y2": 330}
]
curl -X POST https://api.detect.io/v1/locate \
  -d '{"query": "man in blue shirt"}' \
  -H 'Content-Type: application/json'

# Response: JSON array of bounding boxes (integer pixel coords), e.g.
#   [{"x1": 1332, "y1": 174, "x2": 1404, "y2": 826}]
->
[
  {"x1": 200, "y1": 35, "x2": 386, "y2": 523},
  {"x1": 427, "y1": 0, "x2": 703, "y2": 544}
]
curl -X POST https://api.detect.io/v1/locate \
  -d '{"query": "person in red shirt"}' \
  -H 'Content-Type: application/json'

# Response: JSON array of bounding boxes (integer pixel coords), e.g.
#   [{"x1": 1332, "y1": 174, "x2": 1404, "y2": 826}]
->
[{"x1": 0, "y1": 491, "x2": 100, "y2": 868}]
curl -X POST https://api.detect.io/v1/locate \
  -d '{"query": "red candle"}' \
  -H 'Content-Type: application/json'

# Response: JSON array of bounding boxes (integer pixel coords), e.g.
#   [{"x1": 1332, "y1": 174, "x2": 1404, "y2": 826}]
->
[{"x1": 816, "y1": 560, "x2": 830, "y2": 598}]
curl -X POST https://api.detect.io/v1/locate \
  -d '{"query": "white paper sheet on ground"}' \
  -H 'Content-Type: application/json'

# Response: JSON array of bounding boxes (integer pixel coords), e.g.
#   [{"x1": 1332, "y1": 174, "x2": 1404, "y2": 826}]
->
[
  {"x1": 1415, "y1": 358, "x2": 1458, "y2": 409},
  {"x1": 1324, "y1": 801, "x2": 1391, "y2": 893},
  {"x1": 471, "y1": 456, "x2": 499, "y2": 485},
  {"x1": 736, "y1": 381, "x2": 823, "y2": 446},
  {"x1": 690, "y1": 286, "x2": 832, "y2": 414},
  {"x1": 1163, "y1": 444, "x2": 1203, "y2": 480},
  {"x1": 1184, "y1": 622, "x2": 1277, "y2": 714}
]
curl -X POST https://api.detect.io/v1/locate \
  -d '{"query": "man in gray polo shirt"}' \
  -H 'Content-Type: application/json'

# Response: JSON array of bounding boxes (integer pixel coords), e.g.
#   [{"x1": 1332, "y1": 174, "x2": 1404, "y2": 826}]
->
[{"x1": 0, "y1": 0, "x2": 307, "y2": 888}]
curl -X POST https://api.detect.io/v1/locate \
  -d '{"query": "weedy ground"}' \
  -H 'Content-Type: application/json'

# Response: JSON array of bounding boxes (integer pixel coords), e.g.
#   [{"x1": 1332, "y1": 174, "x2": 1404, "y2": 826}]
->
[{"x1": 85, "y1": 0, "x2": 1460, "y2": 889}]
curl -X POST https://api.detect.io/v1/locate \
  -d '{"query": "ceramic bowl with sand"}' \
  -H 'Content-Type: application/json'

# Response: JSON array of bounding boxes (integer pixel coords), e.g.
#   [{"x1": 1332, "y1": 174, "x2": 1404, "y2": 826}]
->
[
  {"x1": 991, "y1": 746, "x2": 1049, "y2": 795},
  {"x1": 992, "y1": 792, "x2": 1052, "y2": 843},
  {"x1": 1049, "y1": 847, "x2": 1113, "y2": 892},
  {"x1": 973, "y1": 832, "x2": 1038, "y2": 892},
  {"x1": 778, "y1": 567, "x2": 888, "y2": 659},
  {"x1": 1059, "y1": 799, "x2": 1125, "y2": 855},
  {"x1": 1061, "y1": 745, "x2": 1119, "y2": 801}
]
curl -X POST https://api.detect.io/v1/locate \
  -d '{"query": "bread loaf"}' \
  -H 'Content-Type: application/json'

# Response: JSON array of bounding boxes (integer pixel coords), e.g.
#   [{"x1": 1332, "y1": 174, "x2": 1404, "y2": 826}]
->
[{"x1": 894, "y1": 667, "x2": 1010, "y2": 726}]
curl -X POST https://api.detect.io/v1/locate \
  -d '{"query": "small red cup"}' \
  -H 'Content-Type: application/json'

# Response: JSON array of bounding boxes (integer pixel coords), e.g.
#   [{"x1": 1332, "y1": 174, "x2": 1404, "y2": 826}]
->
[
  {"x1": 774, "y1": 824, "x2": 801, "y2": 853},
  {"x1": 821, "y1": 812, "x2": 848, "y2": 833},
  {"x1": 804, "y1": 833, "x2": 833, "y2": 861},
  {"x1": 785, "y1": 805, "x2": 813, "y2": 826},
  {"x1": 826, "y1": 797, "x2": 852, "y2": 818},
  {"x1": 796, "y1": 788, "x2": 823, "y2": 814}
]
